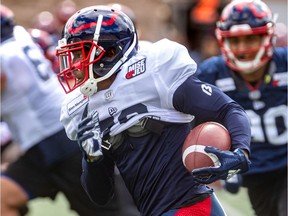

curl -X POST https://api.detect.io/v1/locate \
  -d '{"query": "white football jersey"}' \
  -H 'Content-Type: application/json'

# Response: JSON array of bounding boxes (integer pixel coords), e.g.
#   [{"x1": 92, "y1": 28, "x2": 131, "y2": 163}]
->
[
  {"x1": 61, "y1": 39, "x2": 196, "y2": 140},
  {"x1": 0, "y1": 121, "x2": 12, "y2": 146},
  {"x1": 0, "y1": 26, "x2": 65, "y2": 151}
]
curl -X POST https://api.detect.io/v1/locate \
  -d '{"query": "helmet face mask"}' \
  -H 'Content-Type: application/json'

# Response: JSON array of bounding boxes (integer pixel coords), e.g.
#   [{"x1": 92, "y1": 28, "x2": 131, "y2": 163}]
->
[
  {"x1": 215, "y1": 0, "x2": 276, "y2": 74},
  {"x1": 56, "y1": 6, "x2": 138, "y2": 96},
  {"x1": 57, "y1": 39, "x2": 105, "y2": 93}
]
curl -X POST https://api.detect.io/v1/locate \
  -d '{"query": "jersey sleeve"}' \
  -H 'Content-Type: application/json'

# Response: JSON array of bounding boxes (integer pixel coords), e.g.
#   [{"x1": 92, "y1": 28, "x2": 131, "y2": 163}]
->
[
  {"x1": 173, "y1": 75, "x2": 251, "y2": 153},
  {"x1": 150, "y1": 39, "x2": 197, "y2": 108}
]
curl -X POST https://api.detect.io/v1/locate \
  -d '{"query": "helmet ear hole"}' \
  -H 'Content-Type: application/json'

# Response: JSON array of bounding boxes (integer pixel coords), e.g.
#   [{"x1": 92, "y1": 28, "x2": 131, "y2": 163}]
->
[{"x1": 93, "y1": 62, "x2": 105, "y2": 76}]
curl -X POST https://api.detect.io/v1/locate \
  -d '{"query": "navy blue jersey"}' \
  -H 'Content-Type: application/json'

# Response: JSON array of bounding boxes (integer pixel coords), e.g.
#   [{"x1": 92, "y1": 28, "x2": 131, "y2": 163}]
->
[
  {"x1": 197, "y1": 47, "x2": 288, "y2": 175},
  {"x1": 80, "y1": 75, "x2": 251, "y2": 216}
]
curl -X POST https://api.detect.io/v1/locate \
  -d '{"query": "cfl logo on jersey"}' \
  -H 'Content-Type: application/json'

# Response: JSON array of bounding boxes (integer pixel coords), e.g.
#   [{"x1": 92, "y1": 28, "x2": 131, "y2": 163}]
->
[
  {"x1": 108, "y1": 107, "x2": 117, "y2": 116},
  {"x1": 126, "y1": 58, "x2": 146, "y2": 79},
  {"x1": 201, "y1": 84, "x2": 212, "y2": 96}
]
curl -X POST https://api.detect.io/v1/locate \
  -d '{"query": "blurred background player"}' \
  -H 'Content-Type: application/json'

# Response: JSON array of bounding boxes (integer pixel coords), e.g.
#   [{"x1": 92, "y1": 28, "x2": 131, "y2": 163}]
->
[
  {"x1": 0, "y1": 121, "x2": 22, "y2": 171},
  {"x1": 31, "y1": 10, "x2": 59, "y2": 44},
  {"x1": 31, "y1": 0, "x2": 77, "y2": 44},
  {"x1": 29, "y1": 0, "x2": 78, "y2": 75},
  {"x1": 28, "y1": 28, "x2": 59, "y2": 73},
  {"x1": 196, "y1": 1, "x2": 287, "y2": 216},
  {"x1": 0, "y1": 4, "x2": 139, "y2": 216},
  {"x1": 54, "y1": 0, "x2": 77, "y2": 31}
]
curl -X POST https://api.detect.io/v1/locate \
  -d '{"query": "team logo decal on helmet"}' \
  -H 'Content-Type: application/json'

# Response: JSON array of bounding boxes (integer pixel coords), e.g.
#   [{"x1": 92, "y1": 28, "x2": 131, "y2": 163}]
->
[{"x1": 56, "y1": 5, "x2": 138, "y2": 96}]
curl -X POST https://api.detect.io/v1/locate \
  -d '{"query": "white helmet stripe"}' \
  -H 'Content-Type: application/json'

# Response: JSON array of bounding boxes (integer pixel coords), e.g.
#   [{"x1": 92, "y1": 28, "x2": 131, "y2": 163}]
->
[{"x1": 93, "y1": 14, "x2": 103, "y2": 44}]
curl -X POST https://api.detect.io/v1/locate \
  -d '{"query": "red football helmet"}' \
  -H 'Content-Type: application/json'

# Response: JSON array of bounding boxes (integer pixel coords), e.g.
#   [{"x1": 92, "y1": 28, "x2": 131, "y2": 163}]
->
[{"x1": 215, "y1": 0, "x2": 276, "y2": 73}]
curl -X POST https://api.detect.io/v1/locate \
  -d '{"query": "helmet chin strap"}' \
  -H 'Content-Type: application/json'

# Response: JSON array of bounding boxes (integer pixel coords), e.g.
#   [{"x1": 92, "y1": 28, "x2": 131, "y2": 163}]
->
[{"x1": 80, "y1": 15, "x2": 103, "y2": 97}]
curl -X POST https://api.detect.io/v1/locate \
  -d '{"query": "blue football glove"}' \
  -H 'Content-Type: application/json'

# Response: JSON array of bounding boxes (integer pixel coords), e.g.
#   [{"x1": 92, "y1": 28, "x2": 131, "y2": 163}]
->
[
  {"x1": 192, "y1": 146, "x2": 250, "y2": 184},
  {"x1": 77, "y1": 109, "x2": 103, "y2": 162},
  {"x1": 224, "y1": 174, "x2": 243, "y2": 194}
]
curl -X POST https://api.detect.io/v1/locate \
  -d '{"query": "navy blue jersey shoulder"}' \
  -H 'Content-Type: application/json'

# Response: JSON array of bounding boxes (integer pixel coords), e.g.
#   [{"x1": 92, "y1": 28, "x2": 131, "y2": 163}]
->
[
  {"x1": 196, "y1": 47, "x2": 288, "y2": 175},
  {"x1": 196, "y1": 56, "x2": 229, "y2": 85},
  {"x1": 197, "y1": 47, "x2": 288, "y2": 83},
  {"x1": 272, "y1": 47, "x2": 287, "y2": 71}
]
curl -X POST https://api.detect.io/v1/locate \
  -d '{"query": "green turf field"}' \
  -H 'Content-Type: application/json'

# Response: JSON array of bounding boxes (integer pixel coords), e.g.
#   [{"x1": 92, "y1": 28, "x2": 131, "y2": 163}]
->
[
  {"x1": 27, "y1": 193, "x2": 77, "y2": 216},
  {"x1": 215, "y1": 187, "x2": 254, "y2": 216},
  {"x1": 27, "y1": 187, "x2": 254, "y2": 216}
]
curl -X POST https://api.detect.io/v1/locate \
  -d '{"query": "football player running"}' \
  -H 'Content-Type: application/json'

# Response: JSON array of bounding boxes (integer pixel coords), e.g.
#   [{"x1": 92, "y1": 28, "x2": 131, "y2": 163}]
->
[
  {"x1": 56, "y1": 5, "x2": 252, "y2": 216},
  {"x1": 0, "y1": 4, "x2": 139, "y2": 216},
  {"x1": 196, "y1": 1, "x2": 287, "y2": 216}
]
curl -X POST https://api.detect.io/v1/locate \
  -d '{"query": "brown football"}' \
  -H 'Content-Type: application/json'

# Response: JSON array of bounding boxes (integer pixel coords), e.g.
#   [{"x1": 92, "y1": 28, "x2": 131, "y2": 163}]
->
[{"x1": 182, "y1": 122, "x2": 231, "y2": 172}]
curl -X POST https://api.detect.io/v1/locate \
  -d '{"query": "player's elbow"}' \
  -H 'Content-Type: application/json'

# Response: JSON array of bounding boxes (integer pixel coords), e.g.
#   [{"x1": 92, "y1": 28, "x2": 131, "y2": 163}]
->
[
  {"x1": 89, "y1": 191, "x2": 115, "y2": 206},
  {"x1": 80, "y1": 177, "x2": 115, "y2": 206},
  {"x1": 80, "y1": 171, "x2": 115, "y2": 206}
]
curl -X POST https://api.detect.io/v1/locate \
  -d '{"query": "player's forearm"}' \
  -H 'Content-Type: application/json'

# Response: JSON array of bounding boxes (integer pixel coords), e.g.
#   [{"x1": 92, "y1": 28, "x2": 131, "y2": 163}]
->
[
  {"x1": 81, "y1": 158, "x2": 114, "y2": 205},
  {"x1": 221, "y1": 103, "x2": 251, "y2": 155}
]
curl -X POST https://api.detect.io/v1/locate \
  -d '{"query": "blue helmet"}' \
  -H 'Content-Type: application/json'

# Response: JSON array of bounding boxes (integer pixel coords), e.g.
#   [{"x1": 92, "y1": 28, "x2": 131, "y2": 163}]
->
[
  {"x1": 215, "y1": 0, "x2": 275, "y2": 73},
  {"x1": 56, "y1": 5, "x2": 138, "y2": 96},
  {"x1": 0, "y1": 5, "x2": 15, "y2": 42}
]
